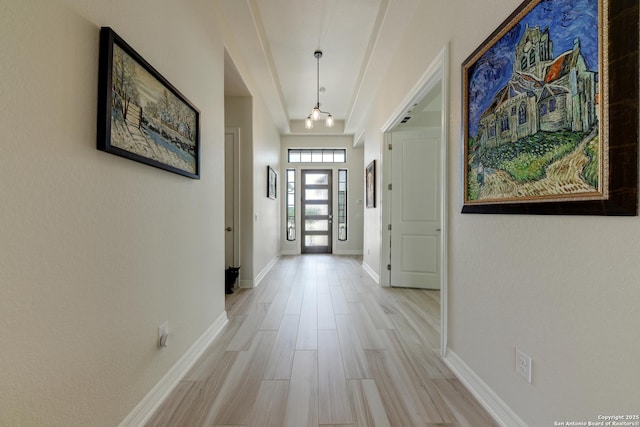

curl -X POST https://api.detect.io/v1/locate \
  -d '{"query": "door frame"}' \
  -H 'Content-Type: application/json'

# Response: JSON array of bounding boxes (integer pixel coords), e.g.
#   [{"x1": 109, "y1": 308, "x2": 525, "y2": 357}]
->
[
  {"x1": 225, "y1": 128, "x2": 241, "y2": 267},
  {"x1": 380, "y1": 45, "x2": 449, "y2": 356}
]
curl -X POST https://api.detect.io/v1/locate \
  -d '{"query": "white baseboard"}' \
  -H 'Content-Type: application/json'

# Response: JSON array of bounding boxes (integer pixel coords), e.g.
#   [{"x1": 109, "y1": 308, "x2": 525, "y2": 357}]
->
[
  {"x1": 240, "y1": 255, "x2": 280, "y2": 289},
  {"x1": 118, "y1": 312, "x2": 229, "y2": 427},
  {"x1": 280, "y1": 249, "x2": 362, "y2": 256},
  {"x1": 443, "y1": 350, "x2": 528, "y2": 427},
  {"x1": 255, "y1": 255, "x2": 279, "y2": 286},
  {"x1": 239, "y1": 279, "x2": 254, "y2": 288},
  {"x1": 362, "y1": 261, "x2": 380, "y2": 284},
  {"x1": 333, "y1": 249, "x2": 364, "y2": 256}
]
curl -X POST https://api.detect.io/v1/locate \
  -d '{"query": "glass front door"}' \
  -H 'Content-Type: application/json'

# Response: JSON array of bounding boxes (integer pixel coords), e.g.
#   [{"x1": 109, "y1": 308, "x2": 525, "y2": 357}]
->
[{"x1": 301, "y1": 170, "x2": 332, "y2": 254}]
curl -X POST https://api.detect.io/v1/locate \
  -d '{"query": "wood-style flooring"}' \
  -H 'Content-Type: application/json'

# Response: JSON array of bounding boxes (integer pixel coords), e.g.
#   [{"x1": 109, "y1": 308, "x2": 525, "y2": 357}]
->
[{"x1": 146, "y1": 255, "x2": 498, "y2": 427}]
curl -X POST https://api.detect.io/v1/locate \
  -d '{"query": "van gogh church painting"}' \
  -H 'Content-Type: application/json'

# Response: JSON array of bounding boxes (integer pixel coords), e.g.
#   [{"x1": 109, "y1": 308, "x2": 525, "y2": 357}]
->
[{"x1": 463, "y1": 0, "x2": 605, "y2": 205}]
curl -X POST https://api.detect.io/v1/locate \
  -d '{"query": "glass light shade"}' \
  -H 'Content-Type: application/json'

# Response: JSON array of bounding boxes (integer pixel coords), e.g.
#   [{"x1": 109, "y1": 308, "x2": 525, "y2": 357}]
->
[
  {"x1": 312, "y1": 107, "x2": 320, "y2": 121},
  {"x1": 305, "y1": 116, "x2": 313, "y2": 129},
  {"x1": 326, "y1": 114, "x2": 334, "y2": 127}
]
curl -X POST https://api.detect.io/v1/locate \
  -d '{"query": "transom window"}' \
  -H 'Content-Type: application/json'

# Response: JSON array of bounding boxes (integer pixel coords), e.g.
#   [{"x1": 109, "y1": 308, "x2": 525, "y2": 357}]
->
[{"x1": 288, "y1": 149, "x2": 346, "y2": 163}]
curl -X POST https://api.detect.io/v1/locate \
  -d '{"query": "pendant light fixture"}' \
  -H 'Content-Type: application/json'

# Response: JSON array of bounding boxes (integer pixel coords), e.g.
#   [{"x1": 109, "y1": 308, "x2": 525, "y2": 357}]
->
[{"x1": 305, "y1": 50, "x2": 334, "y2": 129}]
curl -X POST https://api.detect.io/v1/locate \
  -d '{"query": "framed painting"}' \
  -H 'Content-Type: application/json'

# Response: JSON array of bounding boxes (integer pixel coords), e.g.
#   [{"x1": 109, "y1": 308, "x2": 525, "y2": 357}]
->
[
  {"x1": 267, "y1": 166, "x2": 277, "y2": 199},
  {"x1": 366, "y1": 160, "x2": 376, "y2": 208},
  {"x1": 462, "y1": 0, "x2": 638, "y2": 215},
  {"x1": 97, "y1": 27, "x2": 200, "y2": 179}
]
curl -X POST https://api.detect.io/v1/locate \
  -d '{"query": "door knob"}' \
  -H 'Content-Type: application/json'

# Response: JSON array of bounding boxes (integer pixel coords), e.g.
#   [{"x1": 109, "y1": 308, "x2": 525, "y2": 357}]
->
[{"x1": 226, "y1": 227, "x2": 232, "y2": 231}]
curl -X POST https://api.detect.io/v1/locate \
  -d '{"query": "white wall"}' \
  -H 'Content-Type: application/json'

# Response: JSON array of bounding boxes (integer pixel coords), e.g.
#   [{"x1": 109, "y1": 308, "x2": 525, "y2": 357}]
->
[
  {"x1": 0, "y1": 0, "x2": 226, "y2": 426},
  {"x1": 252, "y1": 97, "x2": 282, "y2": 281},
  {"x1": 362, "y1": 1, "x2": 640, "y2": 425},
  {"x1": 362, "y1": 138, "x2": 382, "y2": 279},
  {"x1": 280, "y1": 135, "x2": 364, "y2": 256}
]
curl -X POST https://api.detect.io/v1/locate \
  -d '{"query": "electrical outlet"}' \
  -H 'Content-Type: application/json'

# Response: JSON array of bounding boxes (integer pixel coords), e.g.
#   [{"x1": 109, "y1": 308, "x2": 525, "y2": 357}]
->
[
  {"x1": 515, "y1": 348, "x2": 532, "y2": 383},
  {"x1": 158, "y1": 322, "x2": 169, "y2": 348}
]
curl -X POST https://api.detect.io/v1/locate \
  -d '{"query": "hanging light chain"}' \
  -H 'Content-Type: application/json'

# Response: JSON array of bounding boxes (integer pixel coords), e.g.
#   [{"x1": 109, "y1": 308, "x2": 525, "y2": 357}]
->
[{"x1": 306, "y1": 50, "x2": 334, "y2": 129}]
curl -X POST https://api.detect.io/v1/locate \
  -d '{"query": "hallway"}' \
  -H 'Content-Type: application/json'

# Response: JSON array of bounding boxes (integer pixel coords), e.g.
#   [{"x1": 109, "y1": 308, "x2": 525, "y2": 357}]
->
[{"x1": 146, "y1": 255, "x2": 498, "y2": 426}]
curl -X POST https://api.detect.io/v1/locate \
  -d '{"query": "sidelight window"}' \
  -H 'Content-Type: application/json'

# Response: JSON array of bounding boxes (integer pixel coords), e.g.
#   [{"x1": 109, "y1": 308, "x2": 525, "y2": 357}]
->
[
  {"x1": 338, "y1": 169, "x2": 347, "y2": 241},
  {"x1": 286, "y1": 169, "x2": 296, "y2": 241}
]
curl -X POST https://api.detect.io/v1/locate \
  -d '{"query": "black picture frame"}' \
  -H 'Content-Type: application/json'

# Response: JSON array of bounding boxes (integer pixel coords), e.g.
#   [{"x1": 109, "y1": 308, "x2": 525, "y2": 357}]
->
[
  {"x1": 267, "y1": 165, "x2": 277, "y2": 199},
  {"x1": 97, "y1": 27, "x2": 200, "y2": 179},
  {"x1": 366, "y1": 160, "x2": 376, "y2": 208},
  {"x1": 461, "y1": 0, "x2": 637, "y2": 215}
]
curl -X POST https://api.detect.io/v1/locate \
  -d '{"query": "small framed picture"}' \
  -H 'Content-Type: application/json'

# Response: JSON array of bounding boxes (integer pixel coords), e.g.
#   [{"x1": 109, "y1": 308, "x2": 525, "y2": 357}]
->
[
  {"x1": 267, "y1": 166, "x2": 277, "y2": 199},
  {"x1": 366, "y1": 160, "x2": 376, "y2": 208}
]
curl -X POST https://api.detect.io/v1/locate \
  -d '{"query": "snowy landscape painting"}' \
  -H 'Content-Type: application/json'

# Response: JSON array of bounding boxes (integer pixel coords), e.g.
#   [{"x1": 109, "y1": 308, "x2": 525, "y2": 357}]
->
[
  {"x1": 97, "y1": 27, "x2": 200, "y2": 179},
  {"x1": 463, "y1": 0, "x2": 604, "y2": 207}
]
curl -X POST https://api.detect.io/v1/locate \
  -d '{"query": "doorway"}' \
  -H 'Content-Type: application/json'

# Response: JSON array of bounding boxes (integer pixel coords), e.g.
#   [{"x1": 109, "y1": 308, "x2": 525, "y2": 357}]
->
[
  {"x1": 380, "y1": 46, "x2": 449, "y2": 355},
  {"x1": 301, "y1": 169, "x2": 333, "y2": 254},
  {"x1": 224, "y1": 128, "x2": 240, "y2": 268}
]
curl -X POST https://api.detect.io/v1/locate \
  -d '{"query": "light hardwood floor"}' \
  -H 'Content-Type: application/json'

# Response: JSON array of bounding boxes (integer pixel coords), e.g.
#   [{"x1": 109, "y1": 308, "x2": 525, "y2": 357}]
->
[{"x1": 146, "y1": 255, "x2": 499, "y2": 427}]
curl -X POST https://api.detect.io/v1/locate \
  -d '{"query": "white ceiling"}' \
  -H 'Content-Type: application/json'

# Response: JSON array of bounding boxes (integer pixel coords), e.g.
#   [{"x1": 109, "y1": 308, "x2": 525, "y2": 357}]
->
[{"x1": 220, "y1": 0, "x2": 422, "y2": 136}]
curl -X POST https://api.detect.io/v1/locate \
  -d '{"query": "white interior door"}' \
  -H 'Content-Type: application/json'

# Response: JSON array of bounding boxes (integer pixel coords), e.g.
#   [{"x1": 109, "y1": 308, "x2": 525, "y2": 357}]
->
[
  {"x1": 224, "y1": 129, "x2": 240, "y2": 267},
  {"x1": 390, "y1": 128, "x2": 440, "y2": 289}
]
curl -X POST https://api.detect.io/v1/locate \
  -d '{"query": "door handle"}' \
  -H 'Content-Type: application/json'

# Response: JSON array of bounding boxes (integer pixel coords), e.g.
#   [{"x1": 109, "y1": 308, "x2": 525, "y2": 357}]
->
[{"x1": 226, "y1": 227, "x2": 232, "y2": 232}]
